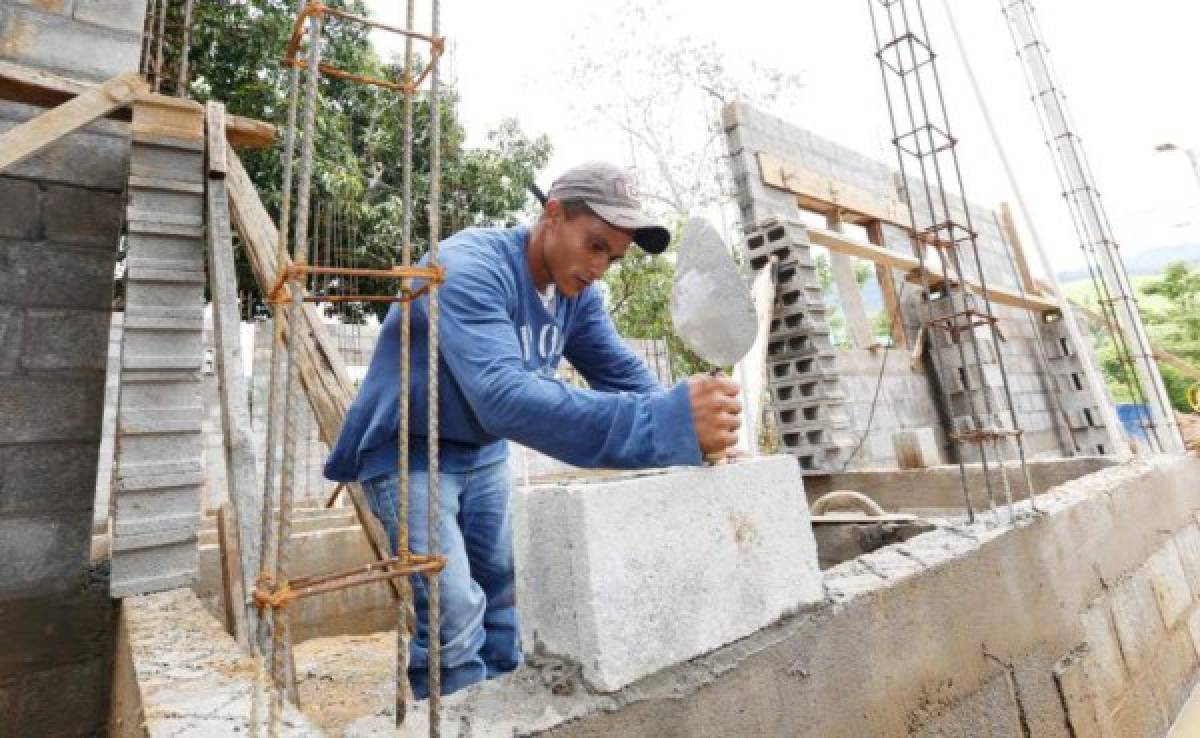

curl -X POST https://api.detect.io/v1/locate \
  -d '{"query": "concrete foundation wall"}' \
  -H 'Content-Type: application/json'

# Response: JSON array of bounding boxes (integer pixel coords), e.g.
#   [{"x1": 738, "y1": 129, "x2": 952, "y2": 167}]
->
[{"x1": 530, "y1": 456, "x2": 1200, "y2": 738}]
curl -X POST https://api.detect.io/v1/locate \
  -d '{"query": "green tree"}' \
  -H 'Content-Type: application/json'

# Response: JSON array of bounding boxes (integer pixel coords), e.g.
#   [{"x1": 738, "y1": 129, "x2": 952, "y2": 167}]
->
[{"x1": 185, "y1": 0, "x2": 551, "y2": 319}]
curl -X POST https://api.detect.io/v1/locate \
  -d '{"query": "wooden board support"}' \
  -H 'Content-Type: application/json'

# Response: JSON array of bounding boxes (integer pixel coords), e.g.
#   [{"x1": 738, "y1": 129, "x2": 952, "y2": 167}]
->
[
  {"x1": 807, "y1": 227, "x2": 1060, "y2": 313},
  {"x1": 225, "y1": 145, "x2": 402, "y2": 600},
  {"x1": 0, "y1": 71, "x2": 145, "y2": 174},
  {"x1": 0, "y1": 60, "x2": 275, "y2": 148},
  {"x1": 998, "y1": 202, "x2": 1037, "y2": 295},
  {"x1": 757, "y1": 151, "x2": 911, "y2": 227},
  {"x1": 216, "y1": 502, "x2": 248, "y2": 644},
  {"x1": 865, "y1": 221, "x2": 908, "y2": 347},
  {"x1": 1071, "y1": 301, "x2": 1200, "y2": 382},
  {"x1": 204, "y1": 102, "x2": 263, "y2": 645}
]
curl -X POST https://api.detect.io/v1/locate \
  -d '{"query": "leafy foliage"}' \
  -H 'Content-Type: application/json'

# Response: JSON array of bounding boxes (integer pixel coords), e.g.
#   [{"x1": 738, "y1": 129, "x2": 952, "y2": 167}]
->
[{"x1": 185, "y1": 0, "x2": 551, "y2": 319}]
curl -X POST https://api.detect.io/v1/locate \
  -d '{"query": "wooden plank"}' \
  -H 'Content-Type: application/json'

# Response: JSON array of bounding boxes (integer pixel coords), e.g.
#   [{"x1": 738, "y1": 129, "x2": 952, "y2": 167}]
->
[
  {"x1": 0, "y1": 71, "x2": 144, "y2": 174},
  {"x1": 998, "y1": 202, "x2": 1037, "y2": 294},
  {"x1": 204, "y1": 101, "x2": 261, "y2": 646},
  {"x1": 216, "y1": 502, "x2": 248, "y2": 644},
  {"x1": 1071, "y1": 301, "x2": 1200, "y2": 382},
  {"x1": 809, "y1": 226, "x2": 1060, "y2": 313},
  {"x1": 205, "y1": 102, "x2": 229, "y2": 177},
  {"x1": 757, "y1": 151, "x2": 911, "y2": 227},
  {"x1": 865, "y1": 221, "x2": 908, "y2": 347},
  {"x1": 132, "y1": 93, "x2": 204, "y2": 142},
  {"x1": 225, "y1": 145, "x2": 402, "y2": 600},
  {"x1": 0, "y1": 61, "x2": 273, "y2": 147}
]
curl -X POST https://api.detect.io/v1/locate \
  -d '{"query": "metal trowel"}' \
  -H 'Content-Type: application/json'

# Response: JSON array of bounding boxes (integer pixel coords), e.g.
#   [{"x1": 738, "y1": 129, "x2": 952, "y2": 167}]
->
[
  {"x1": 670, "y1": 216, "x2": 759, "y2": 460},
  {"x1": 671, "y1": 216, "x2": 758, "y2": 370}
]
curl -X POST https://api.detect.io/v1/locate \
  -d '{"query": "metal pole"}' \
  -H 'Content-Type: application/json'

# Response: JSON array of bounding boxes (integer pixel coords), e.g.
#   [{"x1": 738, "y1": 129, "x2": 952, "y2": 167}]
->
[
  {"x1": 939, "y1": 0, "x2": 1129, "y2": 458},
  {"x1": 427, "y1": 1, "x2": 444, "y2": 732},
  {"x1": 394, "y1": 0, "x2": 417, "y2": 726}
]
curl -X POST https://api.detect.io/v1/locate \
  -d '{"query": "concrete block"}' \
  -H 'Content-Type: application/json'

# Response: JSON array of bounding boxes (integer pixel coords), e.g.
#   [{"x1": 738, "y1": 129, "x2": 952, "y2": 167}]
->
[
  {"x1": 1054, "y1": 655, "x2": 1105, "y2": 738},
  {"x1": 0, "y1": 658, "x2": 108, "y2": 737},
  {"x1": 0, "y1": 304, "x2": 23, "y2": 372},
  {"x1": 10, "y1": 0, "x2": 74, "y2": 15},
  {"x1": 910, "y1": 670, "x2": 1024, "y2": 738},
  {"x1": 1078, "y1": 602, "x2": 1128, "y2": 704},
  {"x1": 0, "y1": 375, "x2": 104, "y2": 443},
  {"x1": 1109, "y1": 570, "x2": 1168, "y2": 675},
  {"x1": 892, "y1": 427, "x2": 941, "y2": 468},
  {"x1": 0, "y1": 442, "x2": 98, "y2": 515},
  {"x1": 0, "y1": 4, "x2": 141, "y2": 81},
  {"x1": 1146, "y1": 543, "x2": 1193, "y2": 630},
  {"x1": 1147, "y1": 624, "x2": 1198, "y2": 720},
  {"x1": 0, "y1": 514, "x2": 90, "y2": 597},
  {"x1": 0, "y1": 177, "x2": 39, "y2": 238},
  {"x1": 1011, "y1": 650, "x2": 1073, "y2": 738},
  {"x1": 1172, "y1": 523, "x2": 1200, "y2": 595},
  {"x1": 0, "y1": 575, "x2": 113, "y2": 674},
  {"x1": 19, "y1": 308, "x2": 110, "y2": 371},
  {"x1": 1107, "y1": 678, "x2": 1168, "y2": 738},
  {"x1": 0, "y1": 240, "x2": 116, "y2": 310},
  {"x1": 0, "y1": 101, "x2": 130, "y2": 190},
  {"x1": 73, "y1": 0, "x2": 143, "y2": 32},
  {"x1": 514, "y1": 456, "x2": 821, "y2": 692},
  {"x1": 43, "y1": 184, "x2": 123, "y2": 245}
]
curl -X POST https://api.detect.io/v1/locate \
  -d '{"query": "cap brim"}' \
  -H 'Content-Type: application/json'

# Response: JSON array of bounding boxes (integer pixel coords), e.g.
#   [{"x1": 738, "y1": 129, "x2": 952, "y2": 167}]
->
[{"x1": 588, "y1": 201, "x2": 671, "y2": 254}]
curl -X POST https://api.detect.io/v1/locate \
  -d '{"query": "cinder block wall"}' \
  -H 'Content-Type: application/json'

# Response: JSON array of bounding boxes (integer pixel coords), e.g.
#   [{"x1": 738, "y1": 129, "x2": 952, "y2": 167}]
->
[
  {"x1": 0, "y1": 1, "x2": 144, "y2": 734},
  {"x1": 723, "y1": 102, "x2": 1105, "y2": 466}
]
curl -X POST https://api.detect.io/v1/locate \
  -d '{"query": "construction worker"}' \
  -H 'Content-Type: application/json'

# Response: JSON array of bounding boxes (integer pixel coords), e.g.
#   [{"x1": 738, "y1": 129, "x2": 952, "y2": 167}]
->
[{"x1": 324, "y1": 161, "x2": 742, "y2": 698}]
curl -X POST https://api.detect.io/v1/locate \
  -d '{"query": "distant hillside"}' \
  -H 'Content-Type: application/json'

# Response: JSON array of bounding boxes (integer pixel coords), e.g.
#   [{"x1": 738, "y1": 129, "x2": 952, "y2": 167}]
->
[{"x1": 1057, "y1": 242, "x2": 1200, "y2": 282}]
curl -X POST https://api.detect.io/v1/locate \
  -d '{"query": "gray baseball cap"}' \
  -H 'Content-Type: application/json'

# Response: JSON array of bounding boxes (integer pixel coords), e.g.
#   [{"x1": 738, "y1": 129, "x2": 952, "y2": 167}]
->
[{"x1": 547, "y1": 162, "x2": 671, "y2": 254}]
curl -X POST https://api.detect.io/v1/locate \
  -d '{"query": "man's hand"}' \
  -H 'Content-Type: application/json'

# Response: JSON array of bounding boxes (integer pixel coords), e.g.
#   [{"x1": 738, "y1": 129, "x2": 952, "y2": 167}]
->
[{"x1": 687, "y1": 374, "x2": 742, "y2": 456}]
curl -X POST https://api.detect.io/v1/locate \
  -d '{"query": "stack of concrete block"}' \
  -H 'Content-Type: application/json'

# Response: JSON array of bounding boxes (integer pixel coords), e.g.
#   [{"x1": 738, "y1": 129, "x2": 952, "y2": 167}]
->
[
  {"x1": 110, "y1": 126, "x2": 207, "y2": 597},
  {"x1": 747, "y1": 217, "x2": 853, "y2": 472},
  {"x1": 1038, "y1": 313, "x2": 1111, "y2": 455}
]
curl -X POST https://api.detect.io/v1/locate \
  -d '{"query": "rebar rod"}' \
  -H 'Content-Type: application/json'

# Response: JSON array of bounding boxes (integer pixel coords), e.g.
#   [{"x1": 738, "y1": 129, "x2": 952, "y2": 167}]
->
[
  {"x1": 395, "y1": 0, "x2": 418, "y2": 726},
  {"x1": 939, "y1": 0, "x2": 1127, "y2": 457},
  {"x1": 999, "y1": 0, "x2": 1182, "y2": 454},
  {"x1": 869, "y1": 0, "x2": 1034, "y2": 525},
  {"x1": 427, "y1": 1, "x2": 444, "y2": 731}
]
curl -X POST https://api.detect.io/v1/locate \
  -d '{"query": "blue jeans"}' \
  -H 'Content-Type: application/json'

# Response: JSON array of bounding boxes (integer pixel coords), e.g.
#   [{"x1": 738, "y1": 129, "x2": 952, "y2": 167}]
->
[{"x1": 361, "y1": 459, "x2": 520, "y2": 698}]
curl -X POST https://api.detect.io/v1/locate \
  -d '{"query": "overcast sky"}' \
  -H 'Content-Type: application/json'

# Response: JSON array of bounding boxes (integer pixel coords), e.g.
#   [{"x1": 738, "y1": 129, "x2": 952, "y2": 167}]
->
[{"x1": 363, "y1": 1, "x2": 1200, "y2": 275}]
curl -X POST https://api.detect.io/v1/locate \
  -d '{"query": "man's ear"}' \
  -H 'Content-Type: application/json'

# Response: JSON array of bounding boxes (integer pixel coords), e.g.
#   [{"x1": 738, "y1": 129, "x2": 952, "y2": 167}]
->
[{"x1": 543, "y1": 197, "x2": 564, "y2": 223}]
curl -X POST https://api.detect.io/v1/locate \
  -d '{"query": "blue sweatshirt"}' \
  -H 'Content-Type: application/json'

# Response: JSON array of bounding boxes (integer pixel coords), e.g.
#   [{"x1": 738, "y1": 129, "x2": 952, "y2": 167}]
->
[{"x1": 323, "y1": 225, "x2": 702, "y2": 482}]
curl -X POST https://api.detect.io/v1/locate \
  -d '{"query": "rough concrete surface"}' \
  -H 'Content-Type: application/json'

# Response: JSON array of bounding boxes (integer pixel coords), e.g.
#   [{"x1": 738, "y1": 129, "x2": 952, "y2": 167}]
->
[
  {"x1": 110, "y1": 588, "x2": 321, "y2": 737},
  {"x1": 513, "y1": 455, "x2": 823, "y2": 692}
]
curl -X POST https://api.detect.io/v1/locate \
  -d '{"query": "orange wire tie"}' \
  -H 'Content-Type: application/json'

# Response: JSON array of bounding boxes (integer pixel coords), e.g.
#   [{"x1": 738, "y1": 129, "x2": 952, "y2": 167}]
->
[
  {"x1": 252, "y1": 553, "x2": 447, "y2": 610},
  {"x1": 284, "y1": 2, "x2": 446, "y2": 94}
]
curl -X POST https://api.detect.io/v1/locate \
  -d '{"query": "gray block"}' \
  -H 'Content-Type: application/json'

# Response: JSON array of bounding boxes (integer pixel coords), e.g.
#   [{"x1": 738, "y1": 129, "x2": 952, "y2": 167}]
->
[
  {"x1": 73, "y1": 0, "x2": 144, "y2": 32},
  {"x1": 0, "y1": 177, "x2": 39, "y2": 238},
  {"x1": 0, "y1": 4, "x2": 141, "y2": 81},
  {"x1": 0, "y1": 514, "x2": 90, "y2": 598},
  {"x1": 514, "y1": 456, "x2": 822, "y2": 692},
  {"x1": 0, "y1": 375, "x2": 104, "y2": 443},
  {"x1": 42, "y1": 184, "x2": 123, "y2": 245},
  {"x1": 19, "y1": 308, "x2": 110, "y2": 371},
  {"x1": 0, "y1": 240, "x2": 116, "y2": 310},
  {"x1": 0, "y1": 304, "x2": 22, "y2": 372},
  {"x1": 0, "y1": 442, "x2": 99, "y2": 515},
  {"x1": 0, "y1": 103, "x2": 129, "y2": 189}
]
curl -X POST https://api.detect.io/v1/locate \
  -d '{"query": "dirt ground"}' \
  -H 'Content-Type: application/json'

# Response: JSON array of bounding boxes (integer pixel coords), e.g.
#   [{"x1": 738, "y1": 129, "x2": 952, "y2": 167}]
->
[{"x1": 294, "y1": 630, "x2": 395, "y2": 734}]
